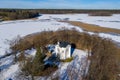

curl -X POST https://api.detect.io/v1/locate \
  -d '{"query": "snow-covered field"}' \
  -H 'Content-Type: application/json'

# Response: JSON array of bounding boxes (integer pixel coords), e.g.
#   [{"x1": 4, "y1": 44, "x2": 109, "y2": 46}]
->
[
  {"x1": 0, "y1": 14, "x2": 120, "y2": 80},
  {"x1": 0, "y1": 14, "x2": 120, "y2": 57},
  {"x1": 0, "y1": 19, "x2": 82, "y2": 57},
  {"x1": 40, "y1": 14, "x2": 120, "y2": 29}
]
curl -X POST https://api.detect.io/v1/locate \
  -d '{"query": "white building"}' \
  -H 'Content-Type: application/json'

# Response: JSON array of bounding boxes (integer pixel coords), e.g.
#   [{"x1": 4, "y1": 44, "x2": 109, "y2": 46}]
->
[{"x1": 55, "y1": 41, "x2": 71, "y2": 60}]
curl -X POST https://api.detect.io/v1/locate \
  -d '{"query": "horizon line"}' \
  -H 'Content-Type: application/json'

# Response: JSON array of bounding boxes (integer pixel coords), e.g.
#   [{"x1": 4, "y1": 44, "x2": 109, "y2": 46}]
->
[{"x1": 0, "y1": 8, "x2": 120, "y2": 10}]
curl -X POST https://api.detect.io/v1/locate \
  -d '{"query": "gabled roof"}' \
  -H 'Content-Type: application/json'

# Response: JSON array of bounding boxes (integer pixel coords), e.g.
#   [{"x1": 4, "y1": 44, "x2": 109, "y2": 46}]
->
[{"x1": 58, "y1": 41, "x2": 70, "y2": 47}]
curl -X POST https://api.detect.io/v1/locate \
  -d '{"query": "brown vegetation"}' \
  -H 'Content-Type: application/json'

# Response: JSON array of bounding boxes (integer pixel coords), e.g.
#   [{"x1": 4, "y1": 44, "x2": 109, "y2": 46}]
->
[
  {"x1": 65, "y1": 21, "x2": 120, "y2": 34},
  {"x1": 10, "y1": 29, "x2": 120, "y2": 80},
  {"x1": 89, "y1": 12, "x2": 112, "y2": 16}
]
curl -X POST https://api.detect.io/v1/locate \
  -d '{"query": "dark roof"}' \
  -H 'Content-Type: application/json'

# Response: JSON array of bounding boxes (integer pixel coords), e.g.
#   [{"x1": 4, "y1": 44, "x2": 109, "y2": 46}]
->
[{"x1": 59, "y1": 41, "x2": 70, "y2": 47}]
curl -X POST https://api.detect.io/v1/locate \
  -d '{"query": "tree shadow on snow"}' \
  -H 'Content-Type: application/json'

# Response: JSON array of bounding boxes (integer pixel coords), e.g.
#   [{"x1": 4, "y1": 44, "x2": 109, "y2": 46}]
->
[{"x1": 71, "y1": 43, "x2": 76, "y2": 56}]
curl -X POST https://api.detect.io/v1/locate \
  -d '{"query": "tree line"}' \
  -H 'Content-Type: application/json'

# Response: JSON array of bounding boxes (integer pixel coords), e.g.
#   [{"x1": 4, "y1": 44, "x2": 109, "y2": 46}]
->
[
  {"x1": 0, "y1": 9, "x2": 39, "y2": 20},
  {"x1": 0, "y1": 9, "x2": 120, "y2": 20}
]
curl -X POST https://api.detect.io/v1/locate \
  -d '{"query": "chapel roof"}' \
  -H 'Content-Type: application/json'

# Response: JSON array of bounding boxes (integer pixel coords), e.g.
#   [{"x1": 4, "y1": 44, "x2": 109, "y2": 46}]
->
[{"x1": 59, "y1": 41, "x2": 70, "y2": 47}]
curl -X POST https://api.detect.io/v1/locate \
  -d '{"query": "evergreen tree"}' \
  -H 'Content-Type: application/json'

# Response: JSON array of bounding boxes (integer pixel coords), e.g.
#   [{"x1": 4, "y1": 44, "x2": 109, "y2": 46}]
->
[{"x1": 32, "y1": 47, "x2": 45, "y2": 75}]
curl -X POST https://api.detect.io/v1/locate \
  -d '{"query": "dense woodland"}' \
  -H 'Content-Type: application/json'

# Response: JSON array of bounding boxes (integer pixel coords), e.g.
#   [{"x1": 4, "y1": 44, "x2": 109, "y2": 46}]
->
[
  {"x1": 0, "y1": 9, "x2": 120, "y2": 20},
  {"x1": 10, "y1": 28, "x2": 120, "y2": 80},
  {"x1": 0, "y1": 9, "x2": 39, "y2": 20}
]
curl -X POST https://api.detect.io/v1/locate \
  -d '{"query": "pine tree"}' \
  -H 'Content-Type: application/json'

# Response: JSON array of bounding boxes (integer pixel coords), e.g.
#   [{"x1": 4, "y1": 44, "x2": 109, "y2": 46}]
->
[{"x1": 32, "y1": 47, "x2": 45, "y2": 75}]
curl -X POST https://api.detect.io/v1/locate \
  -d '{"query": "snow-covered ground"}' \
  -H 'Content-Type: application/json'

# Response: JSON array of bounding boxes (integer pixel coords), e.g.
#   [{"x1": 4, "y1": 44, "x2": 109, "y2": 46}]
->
[
  {"x1": 47, "y1": 49, "x2": 89, "y2": 80},
  {"x1": 40, "y1": 14, "x2": 120, "y2": 29},
  {"x1": 0, "y1": 14, "x2": 120, "y2": 57},
  {"x1": 0, "y1": 14, "x2": 120, "y2": 80},
  {"x1": 39, "y1": 14, "x2": 120, "y2": 44},
  {"x1": 0, "y1": 16, "x2": 83, "y2": 80},
  {"x1": 0, "y1": 19, "x2": 82, "y2": 57},
  {"x1": 39, "y1": 47, "x2": 89, "y2": 80},
  {"x1": 0, "y1": 62, "x2": 19, "y2": 80},
  {"x1": 0, "y1": 48, "x2": 37, "y2": 80}
]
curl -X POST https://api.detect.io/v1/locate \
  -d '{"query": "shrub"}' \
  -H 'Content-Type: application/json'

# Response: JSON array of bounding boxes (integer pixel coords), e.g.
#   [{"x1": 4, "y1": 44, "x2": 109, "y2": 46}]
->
[
  {"x1": 20, "y1": 47, "x2": 45, "y2": 76},
  {"x1": 85, "y1": 39, "x2": 118, "y2": 80},
  {"x1": 61, "y1": 57, "x2": 74, "y2": 62}
]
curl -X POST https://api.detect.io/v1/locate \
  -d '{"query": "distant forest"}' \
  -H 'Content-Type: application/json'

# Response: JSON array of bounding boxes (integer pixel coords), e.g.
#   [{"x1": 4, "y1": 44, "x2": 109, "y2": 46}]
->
[
  {"x1": 0, "y1": 9, "x2": 120, "y2": 20},
  {"x1": 0, "y1": 9, "x2": 39, "y2": 20}
]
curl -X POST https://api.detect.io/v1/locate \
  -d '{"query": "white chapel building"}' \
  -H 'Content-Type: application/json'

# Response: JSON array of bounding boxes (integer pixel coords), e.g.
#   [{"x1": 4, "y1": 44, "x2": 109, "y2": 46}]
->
[{"x1": 55, "y1": 41, "x2": 71, "y2": 60}]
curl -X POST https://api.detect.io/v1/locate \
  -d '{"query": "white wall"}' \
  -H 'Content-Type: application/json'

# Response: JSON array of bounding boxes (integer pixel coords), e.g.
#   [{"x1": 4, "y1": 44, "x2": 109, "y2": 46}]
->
[{"x1": 55, "y1": 45, "x2": 71, "y2": 60}]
